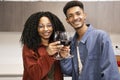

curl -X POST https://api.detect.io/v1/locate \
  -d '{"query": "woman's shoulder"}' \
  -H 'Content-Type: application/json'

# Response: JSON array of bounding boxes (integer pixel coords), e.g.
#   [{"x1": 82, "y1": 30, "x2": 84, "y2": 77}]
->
[{"x1": 22, "y1": 45, "x2": 35, "y2": 56}]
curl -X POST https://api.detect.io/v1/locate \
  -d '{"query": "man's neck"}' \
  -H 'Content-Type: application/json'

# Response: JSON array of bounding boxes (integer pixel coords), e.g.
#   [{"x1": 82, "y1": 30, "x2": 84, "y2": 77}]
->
[{"x1": 76, "y1": 24, "x2": 88, "y2": 40}]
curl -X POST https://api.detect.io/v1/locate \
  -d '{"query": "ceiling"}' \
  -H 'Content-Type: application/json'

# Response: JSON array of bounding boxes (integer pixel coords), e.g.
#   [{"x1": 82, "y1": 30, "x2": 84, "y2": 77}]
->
[{"x1": 1, "y1": 0, "x2": 71, "y2": 1}]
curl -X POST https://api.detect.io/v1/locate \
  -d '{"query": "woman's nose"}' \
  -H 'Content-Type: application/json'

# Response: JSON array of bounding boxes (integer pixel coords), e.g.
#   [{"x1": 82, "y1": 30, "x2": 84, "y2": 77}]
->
[{"x1": 44, "y1": 26, "x2": 48, "y2": 30}]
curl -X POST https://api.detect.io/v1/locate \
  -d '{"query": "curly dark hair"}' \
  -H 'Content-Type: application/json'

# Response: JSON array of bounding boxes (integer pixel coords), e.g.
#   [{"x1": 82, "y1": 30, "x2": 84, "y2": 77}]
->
[
  {"x1": 63, "y1": 1, "x2": 84, "y2": 16},
  {"x1": 20, "y1": 11, "x2": 65, "y2": 52}
]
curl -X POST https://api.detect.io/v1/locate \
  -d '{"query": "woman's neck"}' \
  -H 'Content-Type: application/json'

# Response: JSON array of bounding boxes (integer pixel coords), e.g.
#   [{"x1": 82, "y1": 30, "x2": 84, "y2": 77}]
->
[{"x1": 41, "y1": 39, "x2": 49, "y2": 46}]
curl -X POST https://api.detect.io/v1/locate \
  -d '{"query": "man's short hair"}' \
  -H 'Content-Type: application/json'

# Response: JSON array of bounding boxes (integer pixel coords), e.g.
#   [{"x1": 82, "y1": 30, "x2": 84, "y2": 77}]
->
[{"x1": 63, "y1": 1, "x2": 84, "y2": 16}]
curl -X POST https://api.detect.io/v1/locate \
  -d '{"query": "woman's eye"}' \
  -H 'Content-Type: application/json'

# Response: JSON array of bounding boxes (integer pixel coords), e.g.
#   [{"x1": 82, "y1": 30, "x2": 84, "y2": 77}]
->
[
  {"x1": 47, "y1": 24, "x2": 52, "y2": 27},
  {"x1": 38, "y1": 25, "x2": 43, "y2": 28},
  {"x1": 38, "y1": 24, "x2": 52, "y2": 28}
]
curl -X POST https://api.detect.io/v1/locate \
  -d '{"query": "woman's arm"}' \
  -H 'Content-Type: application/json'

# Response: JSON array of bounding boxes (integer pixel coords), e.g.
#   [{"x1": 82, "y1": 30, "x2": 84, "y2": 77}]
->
[{"x1": 22, "y1": 45, "x2": 55, "y2": 80}]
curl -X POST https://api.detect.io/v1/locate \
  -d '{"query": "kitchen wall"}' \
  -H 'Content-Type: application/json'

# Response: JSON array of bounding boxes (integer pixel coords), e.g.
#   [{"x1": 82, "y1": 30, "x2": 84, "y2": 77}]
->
[{"x1": 0, "y1": 1, "x2": 120, "y2": 33}]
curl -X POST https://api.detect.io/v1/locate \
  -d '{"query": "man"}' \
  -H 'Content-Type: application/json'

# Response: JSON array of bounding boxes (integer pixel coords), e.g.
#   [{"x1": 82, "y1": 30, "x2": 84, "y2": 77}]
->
[{"x1": 60, "y1": 1, "x2": 120, "y2": 80}]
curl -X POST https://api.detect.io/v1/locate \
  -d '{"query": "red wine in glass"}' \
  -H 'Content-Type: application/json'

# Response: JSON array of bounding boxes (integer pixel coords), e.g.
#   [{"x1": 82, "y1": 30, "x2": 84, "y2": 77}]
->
[{"x1": 61, "y1": 40, "x2": 71, "y2": 46}]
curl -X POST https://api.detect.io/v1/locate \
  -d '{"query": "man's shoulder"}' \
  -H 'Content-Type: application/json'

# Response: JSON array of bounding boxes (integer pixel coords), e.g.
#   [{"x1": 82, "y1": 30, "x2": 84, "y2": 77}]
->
[
  {"x1": 87, "y1": 28, "x2": 110, "y2": 42},
  {"x1": 87, "y1": 24, "x2": 107, "y2": 36},
  {"x1": 91, "y1": 28, "x2": 108, "y2": 36}
]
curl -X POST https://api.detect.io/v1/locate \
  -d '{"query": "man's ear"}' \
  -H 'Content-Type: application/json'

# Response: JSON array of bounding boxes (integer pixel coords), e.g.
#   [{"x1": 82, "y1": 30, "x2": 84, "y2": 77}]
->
[
  {"x1": 66, "y1": 18, "x2": 69, "y2": 24},
  {"x1": 84, "y1": 12, "x2": 87, "y2": 20}
]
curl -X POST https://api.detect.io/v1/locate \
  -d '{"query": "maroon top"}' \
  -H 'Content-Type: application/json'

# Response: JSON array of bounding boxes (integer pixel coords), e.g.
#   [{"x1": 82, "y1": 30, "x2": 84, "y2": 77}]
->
[{"x1": 22, "y1": 45, "x2": 63, "y2": 80}]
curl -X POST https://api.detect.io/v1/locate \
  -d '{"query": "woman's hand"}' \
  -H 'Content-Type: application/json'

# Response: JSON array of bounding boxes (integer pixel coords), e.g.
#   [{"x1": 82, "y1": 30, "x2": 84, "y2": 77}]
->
[{"x1": 46, "y1": 41, "x2": 63, "y2": 56}]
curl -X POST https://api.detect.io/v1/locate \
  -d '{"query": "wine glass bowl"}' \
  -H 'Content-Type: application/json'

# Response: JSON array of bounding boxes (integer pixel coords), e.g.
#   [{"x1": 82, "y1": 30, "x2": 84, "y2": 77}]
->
[
  {"x1": 53, "y1": 31, "x2": 74, "y2": 60},
  {"x1": 61, "y1": 32, "x2": 74, "y2": 59},
  {"x1": 53, "y1": 31, "x2": 64, "y2": 60},
  {"x1": 54, "y1": 31, "x2": 61, "y2": 41},
  {"x1": 61, "y1": 40, "x2": 71, "y2": 46}
]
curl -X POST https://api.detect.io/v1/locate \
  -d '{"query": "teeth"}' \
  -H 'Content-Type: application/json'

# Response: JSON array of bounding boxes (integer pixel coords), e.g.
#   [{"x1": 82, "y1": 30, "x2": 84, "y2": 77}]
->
[
  {"x1": 74, "y1": 21, "x2": 80, "y2": 24},
  {"x1": 43, "y1": 32, "x2": 50, "y2": 36},
  {"x1": 73, "y1": 21, "x2": 81, "y2": 25},
  {"x1": 44, "y1": 33, "x2": 49, "y2": 35},
  {"x1": 73, "y1": 18, "x2": 81, "y2": 25}
]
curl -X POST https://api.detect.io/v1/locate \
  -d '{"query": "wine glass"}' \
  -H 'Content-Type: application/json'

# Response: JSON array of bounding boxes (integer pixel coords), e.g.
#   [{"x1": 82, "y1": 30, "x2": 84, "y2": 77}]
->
[
  {"x1": 54, "y1": 31, "x2": 74, "y2": 60},
  {"x1": 60, "y1": 32, "x2": 74, "y2": 59},
  {"x1": 54, "y1": 31, "x2": 63, "y2": 60}
]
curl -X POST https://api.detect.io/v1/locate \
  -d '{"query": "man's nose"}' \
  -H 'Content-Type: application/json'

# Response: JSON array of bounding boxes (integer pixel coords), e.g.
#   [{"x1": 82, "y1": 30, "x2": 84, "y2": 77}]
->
[{"x1": 73, "y1": 15, "x2": 78, "y2": 20}]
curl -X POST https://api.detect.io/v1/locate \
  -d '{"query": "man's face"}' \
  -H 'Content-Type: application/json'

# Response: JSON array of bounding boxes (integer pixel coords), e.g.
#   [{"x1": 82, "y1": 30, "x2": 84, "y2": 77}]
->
[{"x1": 66, "y1": 6, "x2": 86, "y2": 29}]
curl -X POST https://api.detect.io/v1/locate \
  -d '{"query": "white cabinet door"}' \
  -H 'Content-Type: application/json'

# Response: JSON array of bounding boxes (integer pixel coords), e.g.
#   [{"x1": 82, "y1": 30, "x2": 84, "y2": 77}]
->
[{"x1": 0, "y1": 77, "x2": 22, "y2": 80}]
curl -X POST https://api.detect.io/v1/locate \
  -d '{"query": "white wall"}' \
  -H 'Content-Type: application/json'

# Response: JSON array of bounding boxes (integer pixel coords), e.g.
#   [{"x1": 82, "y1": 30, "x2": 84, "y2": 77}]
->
[
  {"x1": 0, "y1": 32, "x2": 120, "y2": 77},
  {"x1": 110, "y1": 33, "x2": 120, "y2": 55},
  {"x1": 0, "y1": 32, "x2": 23, "y2": 76}
]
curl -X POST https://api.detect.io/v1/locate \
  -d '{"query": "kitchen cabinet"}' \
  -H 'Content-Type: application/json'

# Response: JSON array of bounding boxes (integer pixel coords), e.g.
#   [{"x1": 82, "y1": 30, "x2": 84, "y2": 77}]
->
[{"x1": 0, "y1": 77, "x2": 22, "y2": 80}]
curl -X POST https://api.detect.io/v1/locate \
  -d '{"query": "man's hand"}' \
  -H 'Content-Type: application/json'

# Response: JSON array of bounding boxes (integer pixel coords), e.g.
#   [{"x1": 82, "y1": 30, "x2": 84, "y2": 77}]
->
[
  {"x1": 59, "y1": 46, "x2": 70, "y2": 58},
  {"x1": 46, "y1": 41, "x2": 63, "y2": 56}
]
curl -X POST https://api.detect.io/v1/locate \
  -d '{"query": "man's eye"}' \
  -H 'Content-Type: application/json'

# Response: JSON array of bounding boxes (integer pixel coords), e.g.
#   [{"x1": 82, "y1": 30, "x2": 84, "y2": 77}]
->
[
  {"x1": 76, "y1": 13, "x2": 81, "y2": 16},
  {"x1": 68, "y1": 15, "x2": 72, "y2": 18}
]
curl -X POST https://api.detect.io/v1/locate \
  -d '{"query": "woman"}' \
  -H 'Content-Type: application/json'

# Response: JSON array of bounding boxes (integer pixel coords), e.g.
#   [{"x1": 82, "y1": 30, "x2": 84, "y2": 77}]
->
[{"x1": 20, "y1": 11, "x2": 65, "y2": 80}]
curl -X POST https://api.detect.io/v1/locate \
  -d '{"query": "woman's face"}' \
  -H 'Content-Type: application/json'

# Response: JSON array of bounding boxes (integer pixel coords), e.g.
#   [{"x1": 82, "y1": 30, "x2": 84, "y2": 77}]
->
[{"x1": 38, "y1": 16, "x2": 53, "y2": 41}]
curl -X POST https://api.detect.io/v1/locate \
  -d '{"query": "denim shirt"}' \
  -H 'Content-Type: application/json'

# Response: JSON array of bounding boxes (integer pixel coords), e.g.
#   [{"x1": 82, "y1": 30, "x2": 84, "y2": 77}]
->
[{"x1": 60, "y1": 24, "x2": 120, "y2": 80}]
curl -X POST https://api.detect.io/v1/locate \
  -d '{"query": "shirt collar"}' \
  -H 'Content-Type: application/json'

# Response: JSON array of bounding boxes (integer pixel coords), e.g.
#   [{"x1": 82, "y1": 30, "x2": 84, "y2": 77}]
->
[{"x1": 72, "y1": 24, "x2": 94, "y2": 44}]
